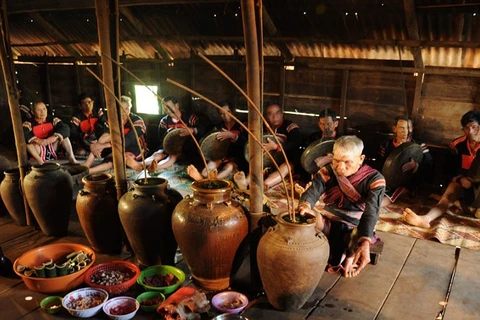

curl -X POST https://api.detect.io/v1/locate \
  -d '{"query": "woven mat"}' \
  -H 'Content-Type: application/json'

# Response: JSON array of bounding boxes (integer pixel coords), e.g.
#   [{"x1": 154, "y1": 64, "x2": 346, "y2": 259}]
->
[{"x1": 265, "y1": 184, "x2": 480, "y2": 251}]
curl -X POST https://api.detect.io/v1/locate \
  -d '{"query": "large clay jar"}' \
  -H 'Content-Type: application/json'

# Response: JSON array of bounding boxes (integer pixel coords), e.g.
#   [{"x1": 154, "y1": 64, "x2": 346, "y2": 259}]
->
[
  {"x1": 118, "y1": 177, "x2": 182, "y2": 267},
  {"x1": 0, "y1": 168, "x2": 26, "y2": 225},
  {"x1": 0, "y1": 156, "x2": 11, "y2": 217},
  {"x1": 172, "y1": 179, "x2": 248, "y2": 291},
  {"x1": 76, "y1": 173, "x2": 122, "y2": 253},
  {"x1": 257, "y1": 212, "x2": 330, "y2": 311},
  {"x1": 23, "y1": 163, "x2": 73, "y2": 236}
]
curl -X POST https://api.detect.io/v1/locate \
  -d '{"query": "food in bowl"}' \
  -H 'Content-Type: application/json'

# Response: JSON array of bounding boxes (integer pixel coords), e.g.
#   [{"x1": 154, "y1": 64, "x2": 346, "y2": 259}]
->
[
  {"x1": 40, "y1": 296, "x2": 63, "y2": 314},
  {"x1": 89, "y1": 269, "x2": 135, "y2": 286},
  {"x1": 13, "y1": 243, "x2": 96, "y2": 293},
  {"x1": 211, "y1": 291, "x2": 248, "y2": 314},
  {"x1": 137, "y1": 265, "x2": 185, "y2": 294},
  {"x1": 136, "y1": 291, "x2": 165, "y2": 313},
  {"x1": 103, "y1": 296, "x2": 139, "y2": 320},
  {"x1": 143, "y1": 273, "x2": 178, "y2": 287},
  {"x1": 62, "y1": 288, "x2": 108, "y2": 318}
]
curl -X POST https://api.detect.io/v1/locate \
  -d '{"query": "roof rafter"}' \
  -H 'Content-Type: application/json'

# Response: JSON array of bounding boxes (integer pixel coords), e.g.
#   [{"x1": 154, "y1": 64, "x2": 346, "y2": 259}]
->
[
  {"x1": 403, "y1": 0, "x2": 424, "y2": 69},
  {"x1": 28, "y1": 12, "x2": 81, "y2": 57},
  {"x1": 119, "y1": 6, "x2": 173, "y2": 60},
  {"x1": 262, "y1": 4, "x2": 293, "y2": 63}
]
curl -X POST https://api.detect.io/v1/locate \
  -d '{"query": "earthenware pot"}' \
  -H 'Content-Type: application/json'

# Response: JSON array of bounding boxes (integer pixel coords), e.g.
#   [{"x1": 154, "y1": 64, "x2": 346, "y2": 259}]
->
[
  {"x1": 0, "y1": 156, "x2": 11, "y2": 217},
  {"x1": 257, "y1": 212, "x2": 329, "y2": 311},
  {"x1": 23, "y1": 163, "x2": 73, "y2": 236},
  {"x1": 118, "y1": 177, "x2": 182, "y2": 266},
  {"x1": 76, "y1": 173, "x2": 122, "y2": 253},
  {"x1": 0, "y1": 168, "x2": 27, "y2": 225},
  {"x1": 172, "y1": 179, "x2": 248, "y2": 291}
]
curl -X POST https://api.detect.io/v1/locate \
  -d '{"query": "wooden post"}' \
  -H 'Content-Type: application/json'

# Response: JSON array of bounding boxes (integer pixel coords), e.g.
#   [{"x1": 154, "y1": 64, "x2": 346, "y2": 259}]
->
[
  {"x1": 241, "y1": 0, "x2": 263, "y2": 293},
  {"x1": 279, "y1": 63, "x2": 286, "y2": 109},
  {"x1": 0, "y1": 6, "x2": 34, "y2": 226},
  {"x1": 339, "y1": 69, "x2": 349, "y2": 133},
  {"x1": 44, "y1": 54, "x2": 52, "y2": 112},
  {"x1": 95, "y1": 0, "x2": 127, "y2": 199},
  {"x1": 74, "y1": 61, "x2": 81, "y2": 95}
]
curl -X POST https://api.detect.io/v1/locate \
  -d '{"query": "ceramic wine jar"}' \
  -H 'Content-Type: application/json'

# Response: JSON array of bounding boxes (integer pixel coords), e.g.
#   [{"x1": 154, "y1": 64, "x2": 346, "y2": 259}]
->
[
  {"x1": 23, "y1": 163, "x2": 73, "y2": 236},
  {"x1": 172, "y1": 179, "x2": 248, "y2": 291},
  {"x1": 0, "y1": 168, "x2": 27, "y2": 225},
  {"x1": 76, "y1": 173, "x2": 122, "y2": 253},
  {"x1": 118, "y1": 177, "x2": 182, "y2": 266},
  {"x1": 0, "y1": 156, "x2": 11, "y2": 217},
  {"x1": 257, "y1": 212, "x2": 330, "y2": 311}
]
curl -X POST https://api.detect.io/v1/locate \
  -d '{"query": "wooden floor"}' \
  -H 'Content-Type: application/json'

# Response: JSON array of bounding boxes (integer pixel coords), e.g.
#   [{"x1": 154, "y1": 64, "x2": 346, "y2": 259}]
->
[{"x1": 1, "y1": 209, "x2": 480, "y2": 320}]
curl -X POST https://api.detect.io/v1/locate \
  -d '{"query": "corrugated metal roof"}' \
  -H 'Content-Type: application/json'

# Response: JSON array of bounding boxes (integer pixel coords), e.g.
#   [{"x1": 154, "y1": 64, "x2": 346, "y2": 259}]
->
[{"x1": 5, "y1": 0, "x2": 480, "y2": 68}]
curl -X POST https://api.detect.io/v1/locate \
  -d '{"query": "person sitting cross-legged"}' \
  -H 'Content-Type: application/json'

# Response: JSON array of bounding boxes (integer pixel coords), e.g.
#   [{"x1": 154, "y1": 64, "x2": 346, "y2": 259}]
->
[
  {"x1": 403, "y1": 110, "x2": 480, "y2": 228},
  {"x1": 298, "y1": 135, "x2": 386, "y2": 278},
  {"x1": 23, "y1": 101, "x2": 79, "y2": 165}
]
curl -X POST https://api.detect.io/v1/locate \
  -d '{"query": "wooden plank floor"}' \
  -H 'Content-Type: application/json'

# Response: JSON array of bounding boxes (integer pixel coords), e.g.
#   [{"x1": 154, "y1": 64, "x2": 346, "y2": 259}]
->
[{"x1": 1, "y1": 211, "x2": 480, "y2": 320}]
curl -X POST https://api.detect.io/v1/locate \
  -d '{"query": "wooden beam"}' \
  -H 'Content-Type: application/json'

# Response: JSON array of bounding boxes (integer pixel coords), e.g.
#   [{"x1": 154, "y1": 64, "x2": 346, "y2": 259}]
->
[
  {"x1": 119, "y1": 6, "x2": 173, "y2": 60},
  {"x1": 43, "y1": 56, "x2": 52, "y2": 109},
  {"x1": 28, "y1": 12, "x2": 81, "y2": 58},
  {"x1": 261, "y1": 4, "x2": 293, "y2": 63},
  {"x1": 7, "y1": 0, "x2": 240, "y2": 14},
  {"x1": 73, "y1": 61, "x2": 81, "y2": 95},
  {"x1": 10, "y1": 35, "x2": 480, "y2": 49},
  {"x1": 279, "y1": 64, "x2": 285, "y2": 109}
]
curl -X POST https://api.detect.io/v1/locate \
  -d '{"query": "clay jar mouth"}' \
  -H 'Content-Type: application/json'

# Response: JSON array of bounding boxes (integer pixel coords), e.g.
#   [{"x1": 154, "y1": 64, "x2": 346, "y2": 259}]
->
[
  {"x1": 134, "y1": 177, "x2": 167, "y2": 187},
  {"x1": 32, "y1": 163, "x2": 60, "y2": 171},
  {"x1": 279, "y1": 212, "x2": 316, "y2": 226},
  {"x1": 82, "y1": 173, "x2": 112, "y2": 184},
  {"x1": 192, "y1": 179, "x2": 232, "y2": 192}
]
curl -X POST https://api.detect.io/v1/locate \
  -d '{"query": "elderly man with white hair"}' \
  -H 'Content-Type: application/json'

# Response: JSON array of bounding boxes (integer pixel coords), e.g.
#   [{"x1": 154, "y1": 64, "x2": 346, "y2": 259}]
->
[{"x1": 298, "y1": 135, "x2": 386, "y2": 278}]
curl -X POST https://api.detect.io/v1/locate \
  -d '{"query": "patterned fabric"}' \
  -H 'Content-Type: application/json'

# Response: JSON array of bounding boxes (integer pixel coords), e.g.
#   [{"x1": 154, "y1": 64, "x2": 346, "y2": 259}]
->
[{"x1": 376, "y1": 204, "x2": 480, "y2": 250}]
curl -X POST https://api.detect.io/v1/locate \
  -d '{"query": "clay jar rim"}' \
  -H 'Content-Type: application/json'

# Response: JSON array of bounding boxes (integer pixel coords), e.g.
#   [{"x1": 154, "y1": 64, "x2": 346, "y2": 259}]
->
[
  {"x1": 191, "y1": 178, "x2": 232, "y2": 193},
  {"x1": 133, "y1": 177, "x2": 167, "y2": 188},
  {"x1": 4, "y1": 168, "x2": 20, "y2": 176},
  {"x1": 277, "y1": 211, "x2": 317, "y2": 227},
  {"x1": 82, "y1": 173, "x2": 113, "y2": 185},
  {"x1": 31, "y1": 163, "x2": 60, "y2": 172}
]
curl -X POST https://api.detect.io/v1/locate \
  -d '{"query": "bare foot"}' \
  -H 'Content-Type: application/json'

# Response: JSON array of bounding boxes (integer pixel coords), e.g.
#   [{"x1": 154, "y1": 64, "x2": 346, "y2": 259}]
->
[
  {"x1": 69, "y1": 157, "x2": 80, "y2": 165},
  {"x1": 125, "y1": 157, "x2": 143, "y2": 172},
  {"x1": 403, "y1": 208, "x2": 431, "y2": 228},
  {"x1": 343, "y1": 255, "x2": 360, "y2": 278},
  {"x1": 153, "y1": 151, "x2": 166, "y2": 162},
  {"x1": 147, "y1": 160, "x2": 158, "y2": 173},
  {"x1": 233, "y1": 171, "x2": 248, "y2": 190},
  {"x1": 187, "y1": 165, "x2": 204, "y2": 181},
  {"x1": 475, "y1": 208, "x2": 480, "y2": 219}
]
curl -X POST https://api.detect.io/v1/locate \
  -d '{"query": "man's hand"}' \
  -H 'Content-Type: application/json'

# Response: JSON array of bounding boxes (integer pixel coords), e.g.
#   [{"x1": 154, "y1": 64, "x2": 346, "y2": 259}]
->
[
  {"x1": 216, "y1": 129, "x2": 234, "y2": 141},
  {"x1": 314, "y1": 153, "x2": 333, "y2": 168},
  {"x1": 34, "y1": 138, "x2": 47, "y2": 146},
  {"x1": 263, "y1": 137, "x2": 278, "y2": 152},
  {"x1": 401, "y1": 158, "x2": 418, "y2": 173},
  {"x1": 346, "y1": 241, "x2": 370, "y2": 277},
  {"x1": 297, "y1": 202, "x2": 313, "y2": 216},
  {"x1": 458, "y1": 176, "x2": 473, "y2": 189},
  {"x1": 45, "y1": 136, "x2": 58, "y2": 145},
  {"x1": 90, "y1": 142, "x2": 105, "y2": 158}
]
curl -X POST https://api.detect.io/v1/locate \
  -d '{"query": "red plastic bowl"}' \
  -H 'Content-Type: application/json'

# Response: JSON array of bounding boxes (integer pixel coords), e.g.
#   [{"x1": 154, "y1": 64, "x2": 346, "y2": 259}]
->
[{"x1": 84, "y1": 261, "x2": 140, "y2": 296}]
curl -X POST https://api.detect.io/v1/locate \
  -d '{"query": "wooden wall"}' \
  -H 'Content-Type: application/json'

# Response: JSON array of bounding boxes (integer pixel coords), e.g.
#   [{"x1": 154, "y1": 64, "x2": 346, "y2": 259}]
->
[{"x1": 2, "y1": 58, "x2": 479, "y2": 161}]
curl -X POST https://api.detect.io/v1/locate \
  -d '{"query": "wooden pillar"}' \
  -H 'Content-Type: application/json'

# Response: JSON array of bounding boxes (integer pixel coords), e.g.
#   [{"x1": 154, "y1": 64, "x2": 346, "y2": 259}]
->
[
  {"x1": 338, "y1": 69, "x2": 349, "y2": 133},
  {"x1": 44, "y1": 54, "x2": 52, "y2": 111},
  {"x1": 411, "y1": 72, "x2": 424, "y2": 121},
  {"x1": 96, "y1": 54, "x2": 106, "y2": 108},
  {"x1": 241, "y1": 0, "x2": 262, "y2": 215},
  {"x1": 74, "y1": 61, "x2": 81, "y2": 95},
  {"x1": 233, "y1": 48, "x2": 239, "y2": 107},
  {"x1": 0, "y1": 6, "x2": 34, "y2": 226},
  {"x1": 190, "y1": 49, "x2": 196, "y2": 92},
  {"x1": 279, "y1": 63, "x2": 286, "y2": 109},
  {"x1": 95, "y1": 0, "x2": 127, "y2": 199}
]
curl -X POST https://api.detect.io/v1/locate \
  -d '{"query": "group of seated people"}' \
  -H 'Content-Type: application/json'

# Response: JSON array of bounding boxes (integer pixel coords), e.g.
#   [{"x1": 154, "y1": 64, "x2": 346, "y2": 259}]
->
[{"x1": 20, "y1": 95, "x2": 480, "y2": 278}]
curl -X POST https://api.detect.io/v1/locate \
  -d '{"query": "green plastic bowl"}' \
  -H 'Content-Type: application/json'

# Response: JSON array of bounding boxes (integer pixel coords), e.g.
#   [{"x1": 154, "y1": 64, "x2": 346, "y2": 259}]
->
[
  {"x1": 136, "y1": 291, "x2": 165, "y2": 313},
  {"x1": 40, "y1": 296, "x2": 63, "y2": 314},
  {"x1": 137, "y1": 265, "x2": 185, "y2": 295}
]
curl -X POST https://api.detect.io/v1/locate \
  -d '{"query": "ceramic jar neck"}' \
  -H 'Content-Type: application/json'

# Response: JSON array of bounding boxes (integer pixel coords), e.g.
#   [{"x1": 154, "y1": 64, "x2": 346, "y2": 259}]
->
[{"x1": 191, "y1": 179, "x2": 233, "y2": 205}]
